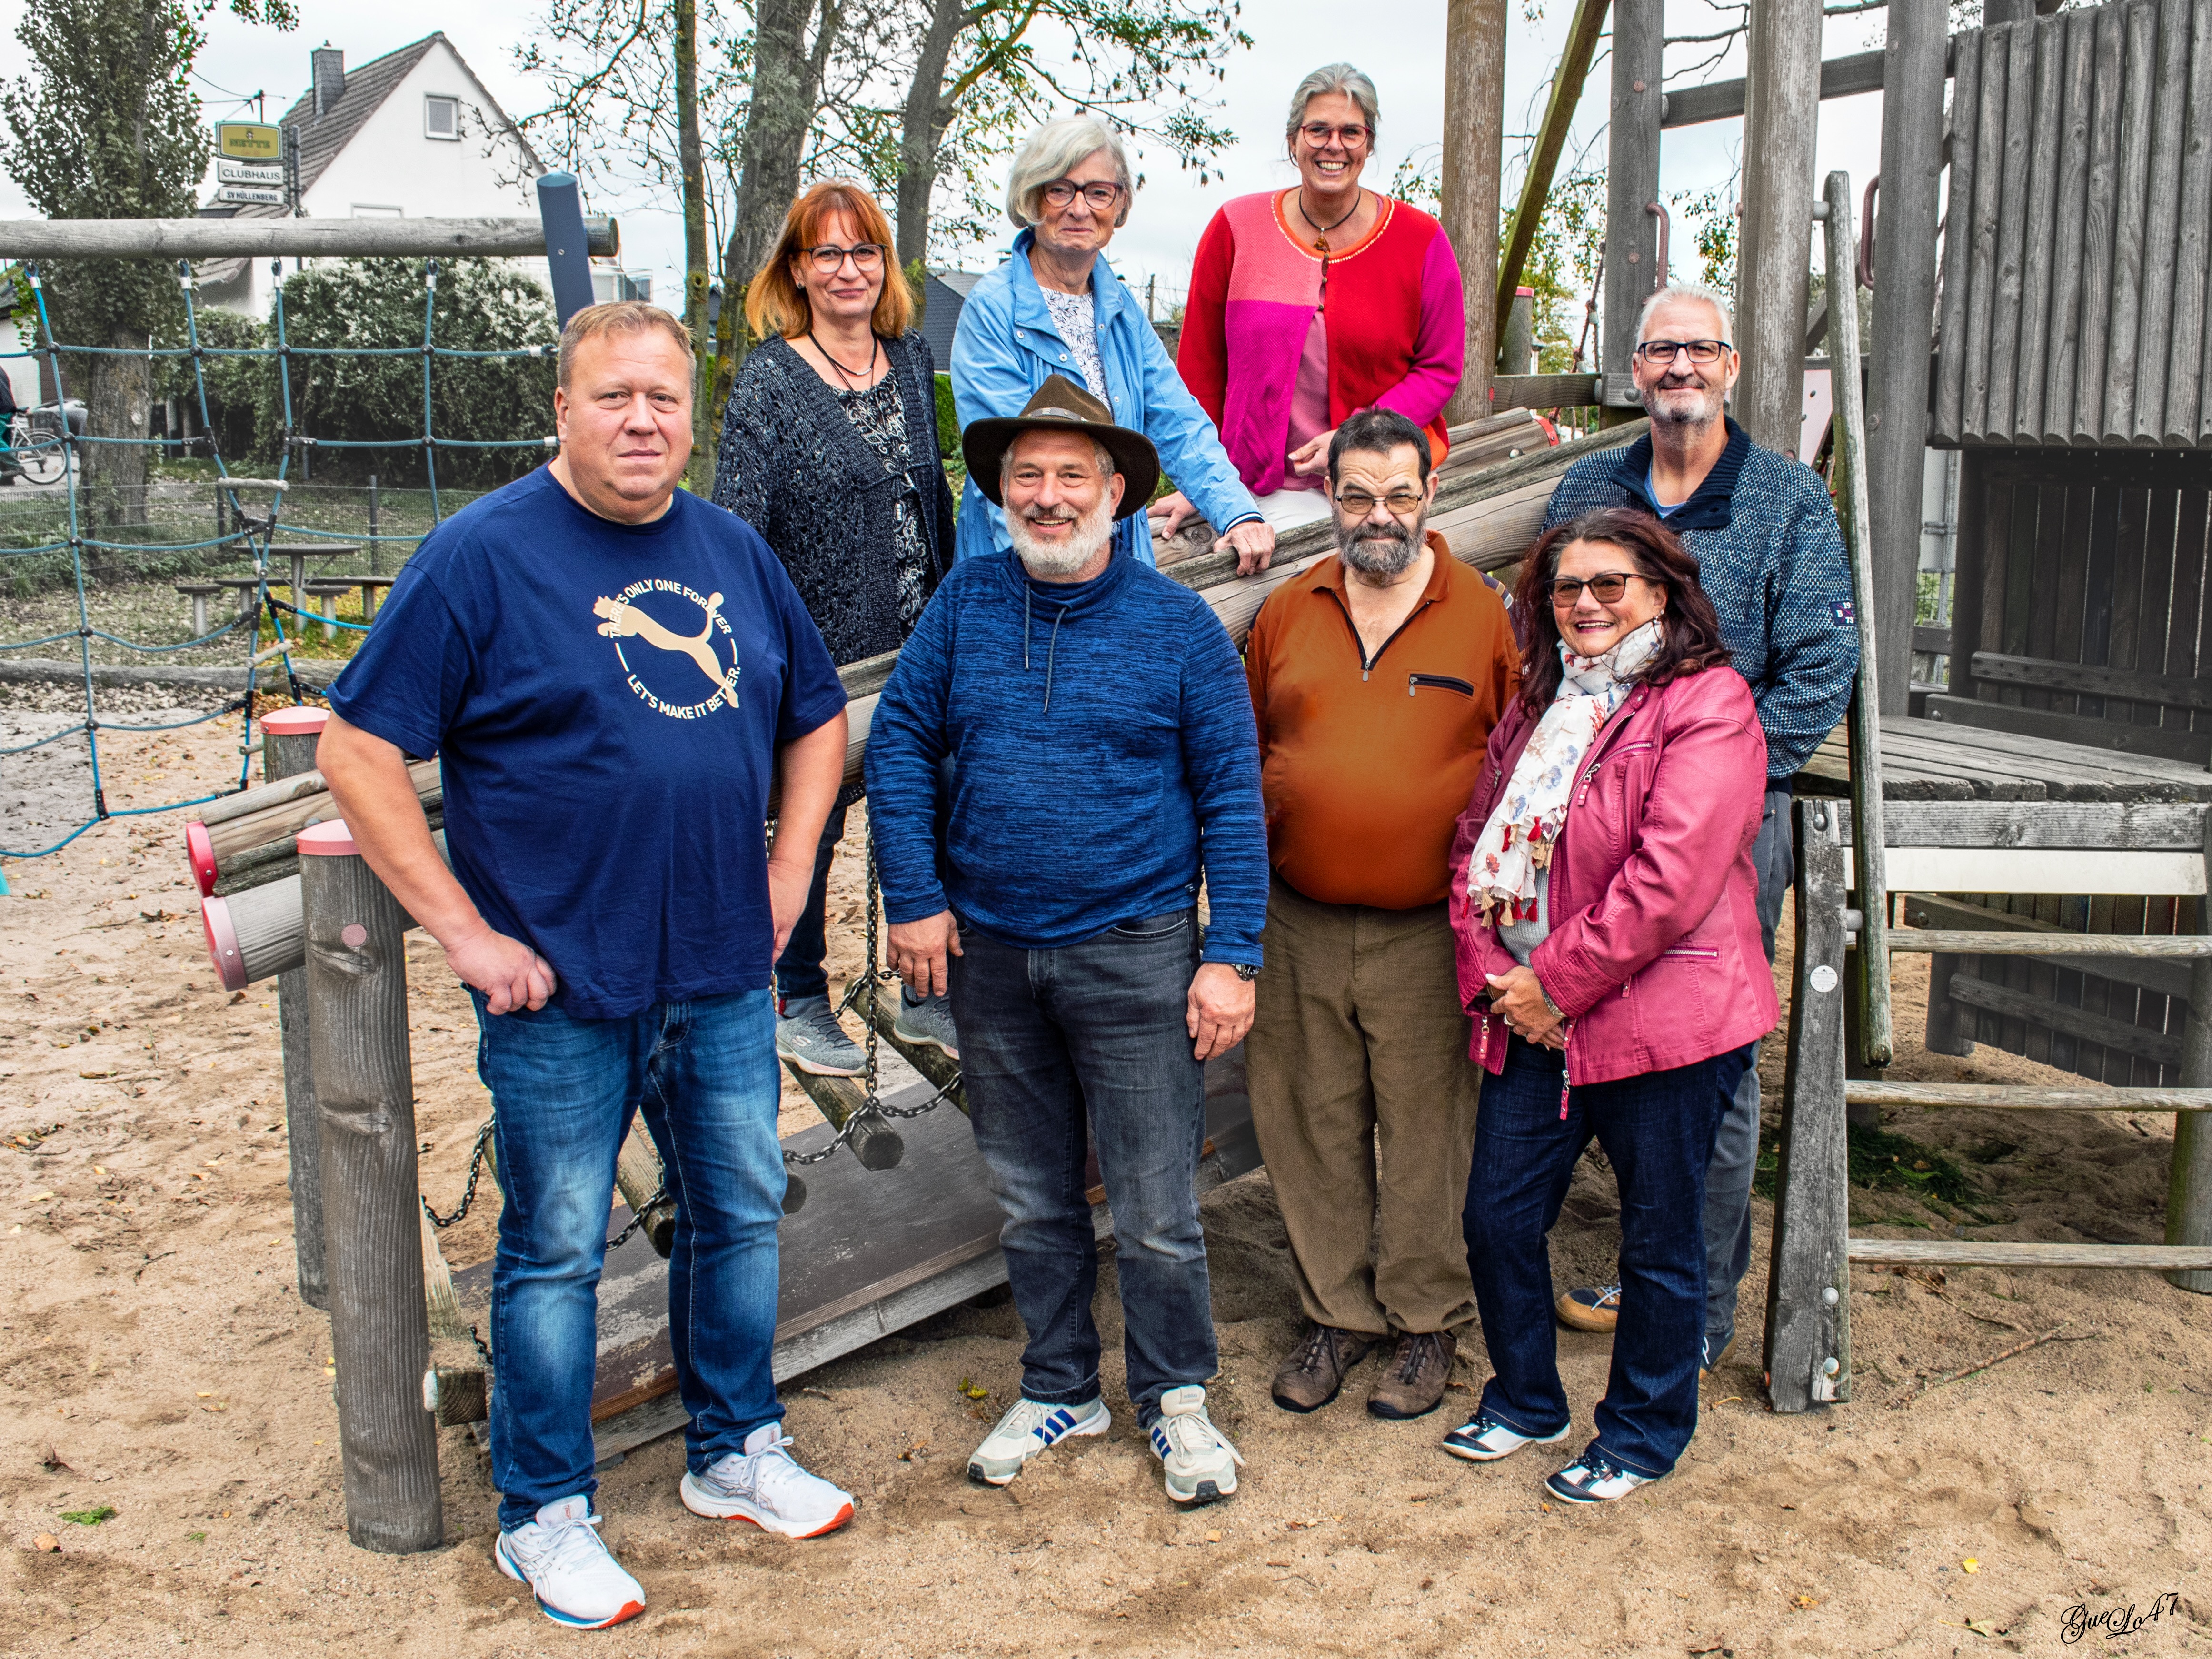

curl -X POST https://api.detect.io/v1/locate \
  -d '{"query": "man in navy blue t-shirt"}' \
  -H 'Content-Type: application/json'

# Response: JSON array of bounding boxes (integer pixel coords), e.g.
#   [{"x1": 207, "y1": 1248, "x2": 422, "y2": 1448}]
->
[{"x1": 320, "y1": 303, "x2": 852, "y2": 1630}]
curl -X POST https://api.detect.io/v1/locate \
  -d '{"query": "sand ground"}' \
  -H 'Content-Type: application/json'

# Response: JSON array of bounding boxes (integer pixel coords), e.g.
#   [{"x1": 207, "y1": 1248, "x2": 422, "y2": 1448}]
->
[{"x1": 5, "y1": 690, "x2": 2210, "y2": 1657}]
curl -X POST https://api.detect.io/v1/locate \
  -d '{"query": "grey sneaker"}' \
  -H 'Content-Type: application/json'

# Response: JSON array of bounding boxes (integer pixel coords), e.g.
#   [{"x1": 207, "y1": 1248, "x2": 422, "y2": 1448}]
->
[
  {"x1": 777, "y1": 994, "x2": 865, "y2": 1077},
  {"x1": 892, "y1": 988, "x2": 959, "y2": 1060}
]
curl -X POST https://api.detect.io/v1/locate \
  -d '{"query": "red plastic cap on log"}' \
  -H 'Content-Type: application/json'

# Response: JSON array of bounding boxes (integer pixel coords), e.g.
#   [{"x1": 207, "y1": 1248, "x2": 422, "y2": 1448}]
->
[
  {"x1": 185, "y1": 819, "x2": 218, "y2": 897},
  {"x1": 262, "y1": 706, "x2": 329, "y2": 735},
  {"x1": 1516, "y1": 286, "x2": 1535, "y2": 298},
  {"x1": 201, "y1": 894, "x2": 245, "y2": 993},
  {"x1": 296, "y1": 820, "x2": 358, "y2": 857}
]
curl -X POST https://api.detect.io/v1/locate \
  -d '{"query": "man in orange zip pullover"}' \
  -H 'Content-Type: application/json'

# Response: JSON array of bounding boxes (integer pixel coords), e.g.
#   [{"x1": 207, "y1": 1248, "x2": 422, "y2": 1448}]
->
[{"x1": 1244, "y1": 407, "x2": 1520, "y2": 1422}]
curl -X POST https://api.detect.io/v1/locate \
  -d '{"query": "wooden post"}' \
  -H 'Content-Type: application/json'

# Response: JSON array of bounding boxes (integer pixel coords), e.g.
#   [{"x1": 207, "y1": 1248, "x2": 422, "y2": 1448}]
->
[
  {"x1": 1735, "y1": 0, "x2": 1824, "y2": 456},
  {"x1": 263, "y1": 706, "x2": 329, "y2": 1310},
  {"x1": 1602, "y1": 0, "x2": 1664, "y2": 420},
  {"x1": 1867, "y1": 0, "x2": 1949, "y2": 715},
  {"x1": 1496, "y1": 0, "x2": 1611, "y2": 334},
  {"x1": 1442, "y1": 0, "x2": 1509, "y2": 423},
  {"x1": 2166, "y1": 815, "x2": 2212, "y2": 1293},
  {"x1": 1764, "y1": 800, "x2": 1853, "y2": 1414},
  {"x1": 301, "y1": 820, "x2": 443, "y2": 1554}
]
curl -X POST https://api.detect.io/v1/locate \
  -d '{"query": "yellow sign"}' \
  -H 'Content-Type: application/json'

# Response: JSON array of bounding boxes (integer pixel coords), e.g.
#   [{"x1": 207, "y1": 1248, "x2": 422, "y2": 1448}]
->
[{"x1": 215, "y1": 122, "x2": 283, "y2": 161}]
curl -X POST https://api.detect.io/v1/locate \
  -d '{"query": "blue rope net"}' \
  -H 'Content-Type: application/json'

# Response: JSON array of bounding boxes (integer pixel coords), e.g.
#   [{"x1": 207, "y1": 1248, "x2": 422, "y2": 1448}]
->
[{"x1": 1, "y1": 258, "x2": 556, "y2": 859}]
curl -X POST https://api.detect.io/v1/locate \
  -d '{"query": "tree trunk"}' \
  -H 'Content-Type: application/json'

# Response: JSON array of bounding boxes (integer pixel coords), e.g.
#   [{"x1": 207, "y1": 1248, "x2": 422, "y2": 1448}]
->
[
  {"x1": 675, "y1": 0, "x2": 714, "y2": 490},
  {"x1": 1440, "y1": 0, "x2": 1508, "y2": 424},
  {"x1": 82, "y1": 324, "x2": 150, "y2": 567},
  {"x1": 894, "y1": 0, "x2": 969, "y2": 272}
]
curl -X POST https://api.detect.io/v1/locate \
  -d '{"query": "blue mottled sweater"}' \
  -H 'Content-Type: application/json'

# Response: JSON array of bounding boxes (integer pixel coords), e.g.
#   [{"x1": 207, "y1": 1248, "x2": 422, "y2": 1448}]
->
[
  {"x1": 865, "y1": 547, "x2": 1269, "y2": 964},
  {"x1": 1543, "y1": 417, "x2": 1859, "y2": 777}
]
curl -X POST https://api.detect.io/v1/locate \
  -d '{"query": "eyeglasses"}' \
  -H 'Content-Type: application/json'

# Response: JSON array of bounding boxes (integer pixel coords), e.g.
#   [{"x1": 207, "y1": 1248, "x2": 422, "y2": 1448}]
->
[
  {"x1": 1333, "y1": 486, "x2": 1425, "y2": 517},
  {"x1": 1634, "y1": 338, "x2": 1732, "y2": 366},
  {"x1": 1040, "y1": 179, "x2": 1126, "y2": 211},
  {"x1": 1545, "y1": 571, "x2": 1650, "y2": 607},
  {"x1": 1298, "y1": 121, "x2": 1373, "y2": 149},
  {"x1": 802, "y1": 242, "x2": 886, "y2": 274}
]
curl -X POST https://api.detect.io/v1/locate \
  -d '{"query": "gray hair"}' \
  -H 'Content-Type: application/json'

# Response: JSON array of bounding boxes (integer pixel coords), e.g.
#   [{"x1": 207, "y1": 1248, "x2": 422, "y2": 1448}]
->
[
  {"x1": 1636, "y1": 283, "x2": 1733, "y2": 347},
  {"x1": 1001, "y1": 433, "x2": 1117, "y2": 484},
  {"x1": 1005, "y1": 116, "x2": 1134, "y2": 230},
  {"x1": 1286, "y1": 63, "x2": 1380, "y2": 148}
]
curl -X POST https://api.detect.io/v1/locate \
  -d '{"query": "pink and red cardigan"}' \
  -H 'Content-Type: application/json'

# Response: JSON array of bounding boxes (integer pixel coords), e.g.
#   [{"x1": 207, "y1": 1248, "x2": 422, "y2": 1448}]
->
[{"x1": 1177, "y1": 190, "x2": 1465, "y2": 497}]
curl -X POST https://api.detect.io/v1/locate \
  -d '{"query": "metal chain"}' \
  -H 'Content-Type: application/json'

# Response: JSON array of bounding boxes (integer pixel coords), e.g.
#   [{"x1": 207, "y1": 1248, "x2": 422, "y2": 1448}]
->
[
  {"x1": 786, "y1": 817, "x2": 955, "y2": 1165},
  {"x1": 605, "y1": 1185, "x2": 668, "y2": 1251},
  {"x1": 423, "y1": 1119, "x2": 495, "y2": 1229}
]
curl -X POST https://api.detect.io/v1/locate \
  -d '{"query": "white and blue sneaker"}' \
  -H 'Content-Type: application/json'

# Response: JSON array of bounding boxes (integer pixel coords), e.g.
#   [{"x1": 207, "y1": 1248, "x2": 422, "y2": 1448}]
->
[
  {"x1": 1545, "y1": 1450, "x2": 1658, "y2": 1504},
  {"x1": 680, "y1": 1422, "x2": 855, "y2": 1537},
  {"x1": 1148, "y1": 1384, "x2": 1244, "y2": 1506},
  {"x1": 494, "y1": 1494, "x2": 646, "y2": 1630},
  {"x1": 1441, "y1": 1410, "x2": 1572, "y2": 1463},
  {"x1": 968, "y1": 1395, "x2": 1110, "y2": 1485}
]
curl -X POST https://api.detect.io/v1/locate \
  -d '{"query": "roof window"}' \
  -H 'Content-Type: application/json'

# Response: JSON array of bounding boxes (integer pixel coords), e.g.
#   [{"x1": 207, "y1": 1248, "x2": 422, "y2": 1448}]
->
[{"x1": 425, "y1": 96, "x2": 460, "y2": 141}]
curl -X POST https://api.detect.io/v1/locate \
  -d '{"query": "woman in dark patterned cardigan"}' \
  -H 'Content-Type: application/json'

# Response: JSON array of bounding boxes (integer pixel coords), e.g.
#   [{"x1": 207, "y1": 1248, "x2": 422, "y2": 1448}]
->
[{"x1": 713, "y1": 179, "x2": 959, "y2": 1079}]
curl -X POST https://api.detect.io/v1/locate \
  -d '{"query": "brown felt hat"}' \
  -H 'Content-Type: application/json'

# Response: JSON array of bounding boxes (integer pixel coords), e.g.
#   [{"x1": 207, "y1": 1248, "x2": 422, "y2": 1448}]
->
[{"x1": 961, "y1": 374, "x2": 1160, "y2": 508}]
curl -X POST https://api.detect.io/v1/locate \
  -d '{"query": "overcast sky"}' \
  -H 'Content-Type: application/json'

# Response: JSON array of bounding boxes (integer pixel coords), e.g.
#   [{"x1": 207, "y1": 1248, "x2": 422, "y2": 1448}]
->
[{"x1": 0, "y1": 0, "x2": 1896, "y2": 315}]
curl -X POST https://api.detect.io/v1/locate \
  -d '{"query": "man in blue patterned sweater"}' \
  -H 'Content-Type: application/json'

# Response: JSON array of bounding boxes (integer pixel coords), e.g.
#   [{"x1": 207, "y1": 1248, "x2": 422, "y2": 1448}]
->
[{"x1": 1545, "y1": 284, "x2": 1858, "y2": 1375}]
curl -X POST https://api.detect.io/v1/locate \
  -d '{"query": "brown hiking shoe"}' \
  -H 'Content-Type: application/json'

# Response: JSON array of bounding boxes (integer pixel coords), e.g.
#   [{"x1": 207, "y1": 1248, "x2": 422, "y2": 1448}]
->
[
  {"x1": 1367, "y1": 1330, "x2": 1457, "y2": 1421},
  {"x1": 1270, "y1": 1322, "x2": 1375, "y2": 1413}
]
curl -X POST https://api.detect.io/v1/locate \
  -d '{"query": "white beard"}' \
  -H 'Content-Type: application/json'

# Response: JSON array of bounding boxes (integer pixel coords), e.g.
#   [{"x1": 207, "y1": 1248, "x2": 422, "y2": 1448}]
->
[{"x1": 1010, "y1": 494, "x2": 1115, "y2": 577}]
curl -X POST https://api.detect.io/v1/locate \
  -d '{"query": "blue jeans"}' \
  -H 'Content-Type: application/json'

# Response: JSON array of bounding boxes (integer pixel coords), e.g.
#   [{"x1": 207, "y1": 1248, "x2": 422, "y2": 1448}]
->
[
  {"x1": 1702, "y1": 780, "x2": 1795, "y2": 1353},
  {"x1": 948, "y1": 911, "x2": 1216, "y2": 1427},
  {"x1": 1463, "y1": 1034, "x2": 1744, "y2": 1479},
  {"x1": 474, "y1": 987, "x2": 787, "y2": 1530},
  {"x1": 773, "y1": 802, "x2": 848, "y2": 1004}
]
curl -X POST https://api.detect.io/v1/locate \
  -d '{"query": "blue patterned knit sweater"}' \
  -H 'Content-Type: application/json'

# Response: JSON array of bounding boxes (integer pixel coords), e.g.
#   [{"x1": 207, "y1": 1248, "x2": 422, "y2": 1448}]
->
[{"x1": 1543, "y1": 417, "x2": 1860, "y2": 778}]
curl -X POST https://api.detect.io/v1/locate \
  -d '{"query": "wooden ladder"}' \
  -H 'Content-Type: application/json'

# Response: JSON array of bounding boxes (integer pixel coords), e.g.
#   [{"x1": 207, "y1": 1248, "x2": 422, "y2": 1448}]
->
[{"x1": 1763, "y1": 796, "x2": 2212, "y2": 1412}]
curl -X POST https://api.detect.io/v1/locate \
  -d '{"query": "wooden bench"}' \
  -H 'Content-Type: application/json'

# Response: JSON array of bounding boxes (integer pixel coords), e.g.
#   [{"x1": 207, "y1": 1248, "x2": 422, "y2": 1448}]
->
[{"x1": 1925, "y1": 651, "x2": 2211, "y2": 765}]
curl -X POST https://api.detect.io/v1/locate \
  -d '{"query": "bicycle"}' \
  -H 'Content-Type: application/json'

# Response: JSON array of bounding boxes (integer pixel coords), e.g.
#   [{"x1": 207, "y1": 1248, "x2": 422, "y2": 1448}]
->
[{"x1": 4, "y1": 404, "x2": 74, "y2": 486}]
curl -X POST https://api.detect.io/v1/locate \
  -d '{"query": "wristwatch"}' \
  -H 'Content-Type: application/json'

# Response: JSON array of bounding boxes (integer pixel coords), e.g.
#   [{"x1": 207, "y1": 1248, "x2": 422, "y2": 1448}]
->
[{"x1": 1231, "y1": 963, "x2": 1261, "y2": 982}]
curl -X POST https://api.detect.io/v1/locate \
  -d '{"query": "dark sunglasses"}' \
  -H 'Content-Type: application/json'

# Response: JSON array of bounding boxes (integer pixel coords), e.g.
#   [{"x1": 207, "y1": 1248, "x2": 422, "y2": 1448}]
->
[{"x1": 1544, "y1": 571, "x2": 1651, "y2": 607}]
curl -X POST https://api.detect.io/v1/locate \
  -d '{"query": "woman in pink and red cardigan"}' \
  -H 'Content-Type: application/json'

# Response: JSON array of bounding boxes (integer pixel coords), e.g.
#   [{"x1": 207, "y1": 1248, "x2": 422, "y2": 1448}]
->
[{"x1": 1157, "y1": 63, "x2": 1466, "y2": 541}]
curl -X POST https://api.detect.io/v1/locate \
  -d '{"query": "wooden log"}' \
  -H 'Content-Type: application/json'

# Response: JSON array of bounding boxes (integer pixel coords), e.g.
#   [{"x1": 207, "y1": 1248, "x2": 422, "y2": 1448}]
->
[
  {"x1": 2040, "y1": 10, "x2": 2097, "y2": 441},
  {"x1": 1764, "y1": 800, "x2": 1854, "y2": 1414},
  {"x1": 1661, "y1": 44, "x2": 1891, "y2": 129},
  {"x1": 1490, "y1": 372, "x2": 1604, "y2": 411},
  {"x1": 0, "y1": 214, "x2": 618, "y2": 259},
  {"x1": 1982, "y1": 19, "x2": 2040, "y2": 438},
  {"x1": 1970, "y1": 650, "x2": 2212, "y2": 710},
  {"x1": 1822, "y1": 169, "x2": 1896, "y2": 1067},
  {"x1": 1945, "y1": 969, "x2": 2186, "y2": 1066},
  {"x1": 2131, "y1": 0, "x2": 2196, "y2": 441},
  {"x1": 188, "y1": 758, "x2": 440, "y2": 896},
  {"x1": 200, "y1": 829, "x2": 448, "y2": 990},
  {"x1": 2009, "y1": 14, "x2": 2068, "y2": 443},
  {"x1": 1933, "y1": 29, "x2": 1982, "y2": 446},
  {"x1": 1603, "y1": 0, "x2": 1664, "y2": 414},
  {"x1": 1924, "y1": 692, "x2": 2212, "y2": 763},
  {"x1": 1496, "y1": 0, "x2": 1611, "y2": 327},
  {"x1": 1962, "y1": 29, "x2": 2013, "y2": 438},
  {"x1": 2166, "y1": 815, "x2": 2212, "y2": 1291},
  {"x1": 1869, "y1": 0, "x2": 1949, "y2": 712},
  {"x1": 2162, "y1": 0, "x2": 2212, "y2": 443},
  {"x1": 615, "y1": 1125, "x2": 677, "y2": 1258},
  {"x1": 1902, "y1": 892, "x2": 2196, "y2": 1002},
  {"x1": 1893, "y1": 928, "x2": 2212, "y2": 957},
  {"x1": 2075, "y1": 3, "x2": 2130, "y2": 439},
  {"x1": 1849, "y1": 1238, "x2": 2212, "y2": 1268},
  {"x1": 779, "y1": 1062, "x2": 904, "y2": 1171},
  {"x1": 1432, "y1": 408, "x2": 1544, "y2": 477},
  {"x1": 1736, "y1": 0, "x2": 1824, "y2": 455},
  {"x1": 423, "y1": 1365, "x2": 488, "y2": 1429},
  {"x1": 418, "y1": 1208, "x2": 468, "y2": 1341},
  {"x1": 1830, "y1": 797, "x2": 2206, "y2": 847},
  {"x1": 263, "y1": 708, "x2": 330, "y2": 1312},
  {"x1": 300, "y1": 820, "x2": 443, "y2": 1555},
  {"x1": 1848, "y1": 1081, "x2": 2212, "y2": 1109},
  {"x1": 1440, "y1": 0, "x2": 1508, "y2": 424},
  {"x1": 2103, "y1": 0, "x2": 2161, "y2": 439}
]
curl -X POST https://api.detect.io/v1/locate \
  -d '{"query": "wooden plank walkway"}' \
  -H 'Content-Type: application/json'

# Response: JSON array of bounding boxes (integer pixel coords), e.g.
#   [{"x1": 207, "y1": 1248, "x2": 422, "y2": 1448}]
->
[
  {"x1": 451, "y1": 1052, "x2": 1264, "y2": 1467},
  {"x1": 1801, "y1": 714, "x2": 2212, "y2": 801}
]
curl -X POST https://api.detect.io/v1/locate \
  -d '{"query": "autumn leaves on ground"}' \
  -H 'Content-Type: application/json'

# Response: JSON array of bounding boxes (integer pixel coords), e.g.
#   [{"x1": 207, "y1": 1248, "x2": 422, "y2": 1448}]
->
[{"x1": 5, "y1": 688, "x2": 2209, "y2": 1656}]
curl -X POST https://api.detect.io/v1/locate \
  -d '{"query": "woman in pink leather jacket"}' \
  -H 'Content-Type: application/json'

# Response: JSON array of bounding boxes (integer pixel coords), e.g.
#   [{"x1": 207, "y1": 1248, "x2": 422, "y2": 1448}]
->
[{"x1": 1438, "y1": 506, "x2": 1776, "y2": 1505}]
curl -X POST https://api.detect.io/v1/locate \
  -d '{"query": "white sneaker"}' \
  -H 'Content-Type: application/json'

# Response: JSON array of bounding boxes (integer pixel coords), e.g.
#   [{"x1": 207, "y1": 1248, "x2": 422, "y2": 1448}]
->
[
  {"x1": 967, "y1": 1396, "x2": 1111, "y2": 1486},
  {"x1": 1147, "y1": 1384, "x2": 1244, "y2": 1506},
  {"x1": 1441, "y1": 1410, "x2": 1573, "y2": 1463},
  {"x1": 494, "y1": 1494, "x2": 646, "y2": 1630},
  {"x1": 679, "y1": 1422, "x2": 855, "y2": 1538},
  {"x1": 1545, "y1": 1451, "x2": 1658, "y2": 1504}
]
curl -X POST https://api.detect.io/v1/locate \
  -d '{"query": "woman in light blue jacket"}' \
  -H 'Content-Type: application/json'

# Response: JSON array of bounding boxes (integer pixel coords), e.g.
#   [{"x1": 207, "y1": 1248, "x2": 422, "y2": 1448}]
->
[{"x1": 951, "y1": 116, "x2": 1275, "y2": 573}]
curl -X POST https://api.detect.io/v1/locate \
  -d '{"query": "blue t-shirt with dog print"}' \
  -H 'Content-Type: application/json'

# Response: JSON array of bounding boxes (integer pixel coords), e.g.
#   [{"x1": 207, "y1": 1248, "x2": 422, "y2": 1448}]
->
[{"x1": 329, "y1": 465, "x2": 847, "y2": 1018}]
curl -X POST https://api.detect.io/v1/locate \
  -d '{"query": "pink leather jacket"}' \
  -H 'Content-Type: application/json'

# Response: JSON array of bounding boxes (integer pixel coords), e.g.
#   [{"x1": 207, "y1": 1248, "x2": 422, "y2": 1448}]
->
[{"x1": 1446, "y1": 663, "x2": 1778, "y2": 1088}]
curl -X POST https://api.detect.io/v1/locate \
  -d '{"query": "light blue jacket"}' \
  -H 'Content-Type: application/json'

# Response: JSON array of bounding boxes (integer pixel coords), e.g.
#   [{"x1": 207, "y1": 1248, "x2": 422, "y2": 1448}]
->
[{"x1": 950, "y1": 228, "x2": 1260, "y2": 566}]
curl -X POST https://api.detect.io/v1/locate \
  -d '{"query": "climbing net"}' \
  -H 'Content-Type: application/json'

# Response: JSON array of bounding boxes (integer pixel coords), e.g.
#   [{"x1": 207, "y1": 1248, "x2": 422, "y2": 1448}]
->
[{"x1": 0, "y1": 258, "x2": 556, "y2": 859}]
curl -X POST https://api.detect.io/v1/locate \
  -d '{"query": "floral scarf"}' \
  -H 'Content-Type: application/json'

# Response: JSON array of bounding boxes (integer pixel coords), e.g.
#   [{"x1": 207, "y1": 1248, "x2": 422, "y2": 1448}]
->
[{"x1": 1466, "y1": 620, "x2": 1664, "y2": 925}]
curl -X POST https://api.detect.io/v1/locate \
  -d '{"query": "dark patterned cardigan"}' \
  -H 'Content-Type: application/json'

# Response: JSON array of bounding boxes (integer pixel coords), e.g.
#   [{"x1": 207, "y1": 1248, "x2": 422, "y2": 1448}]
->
[{"x1": 710, "y1": 329, "x2": 957, "y2": 666}]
